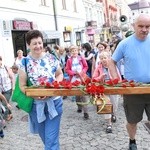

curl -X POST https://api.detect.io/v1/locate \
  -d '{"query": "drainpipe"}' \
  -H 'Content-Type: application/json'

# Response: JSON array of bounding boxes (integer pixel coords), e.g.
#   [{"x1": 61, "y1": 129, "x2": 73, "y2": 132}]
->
[{"x1": 52, "y1": 0, "x2": 59, "y2": 44}]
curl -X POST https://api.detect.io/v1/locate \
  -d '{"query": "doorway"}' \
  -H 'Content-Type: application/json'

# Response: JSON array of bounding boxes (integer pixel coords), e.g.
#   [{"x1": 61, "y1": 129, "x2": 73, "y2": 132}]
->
[{"x1": 12, "y1": 31, "x2": 28, "y2": 57}]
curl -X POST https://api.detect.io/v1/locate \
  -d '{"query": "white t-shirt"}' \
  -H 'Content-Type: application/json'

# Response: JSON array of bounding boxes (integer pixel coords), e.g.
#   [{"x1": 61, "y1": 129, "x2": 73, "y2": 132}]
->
[
  {"x1": 71, "y1": 57, "x2": 82, "y2": 82},
  {"x1": 15, "y1": 57, "x2": 24, "y2": 68}
]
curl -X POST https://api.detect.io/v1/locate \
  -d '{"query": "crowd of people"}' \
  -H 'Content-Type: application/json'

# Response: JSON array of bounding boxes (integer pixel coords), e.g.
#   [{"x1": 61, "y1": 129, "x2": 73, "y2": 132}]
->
[{"x1": 0, "y1": 13, "x2": 150, "y2": 150}]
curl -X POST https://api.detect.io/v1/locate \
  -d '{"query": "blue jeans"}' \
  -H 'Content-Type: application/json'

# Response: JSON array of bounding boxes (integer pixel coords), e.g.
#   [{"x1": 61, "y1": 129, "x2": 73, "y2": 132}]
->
[{"x1": 29, "y1": 98, "x2": 63, "y2": 150}]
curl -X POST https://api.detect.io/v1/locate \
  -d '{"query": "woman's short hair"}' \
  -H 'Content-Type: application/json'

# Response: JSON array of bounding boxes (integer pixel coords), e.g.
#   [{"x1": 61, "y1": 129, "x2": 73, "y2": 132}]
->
[
  {"x1": 11, "y1": 64, "x2": 18, "y2": 70},
  {"x1": 83, "y1": 43, "x2": 92, "y2": 51},
  {"x1": 17, "y1": 49, "x2": 23, "y2": 54},
  {"x1": 69, "y1": 45, "x2": 79, "y2": 51},
  {"x1": 99, "y1": 51, "x2": 111, "y2": 59},
  {"x1": 96, "y1": 42, "x2": 107, "y2": 49},
  {"x1": 0, "y1": 56, "x2": 2, "y2": 61},
  {"x1": 25, "y1": 30, "x2": 43, "y2": 45}
]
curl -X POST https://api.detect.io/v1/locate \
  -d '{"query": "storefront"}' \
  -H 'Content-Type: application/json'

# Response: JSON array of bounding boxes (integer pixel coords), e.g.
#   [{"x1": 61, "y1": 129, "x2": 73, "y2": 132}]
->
[
  {"x1": 12, "y1": 20, "x2": 33, "y2": 57},
  {"x1": 42, "y1": 30, "x2": 62, "y2": 48}
]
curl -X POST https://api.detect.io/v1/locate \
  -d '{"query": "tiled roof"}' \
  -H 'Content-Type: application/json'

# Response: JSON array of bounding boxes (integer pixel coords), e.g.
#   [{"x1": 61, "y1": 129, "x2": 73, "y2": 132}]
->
[{"x1": 128, "y1": 0, "x2": 150, "y2": 10}]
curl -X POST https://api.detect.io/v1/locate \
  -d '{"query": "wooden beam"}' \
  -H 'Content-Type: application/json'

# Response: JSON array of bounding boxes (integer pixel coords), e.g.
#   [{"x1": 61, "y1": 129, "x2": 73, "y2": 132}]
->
[{"x1": 25, "y1": 86, "x2": 150, "y2": 97}]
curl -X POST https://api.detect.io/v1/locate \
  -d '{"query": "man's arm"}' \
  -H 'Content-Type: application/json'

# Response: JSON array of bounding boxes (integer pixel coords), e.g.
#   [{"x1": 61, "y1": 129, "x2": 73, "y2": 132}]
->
[{"x1": 109, "y1": 58, "x2": 119, "y2": 79}]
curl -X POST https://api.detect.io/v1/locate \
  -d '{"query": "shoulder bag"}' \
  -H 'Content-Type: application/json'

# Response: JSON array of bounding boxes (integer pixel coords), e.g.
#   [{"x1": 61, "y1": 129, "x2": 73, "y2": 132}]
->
[{"x1": 11, "y1": 58, "x2": 33, "y2": 113}]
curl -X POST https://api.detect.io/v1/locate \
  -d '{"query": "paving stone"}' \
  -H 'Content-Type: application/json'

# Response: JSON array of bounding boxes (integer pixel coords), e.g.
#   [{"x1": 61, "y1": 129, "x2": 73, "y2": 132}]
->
[{"x1": 0, "y1": 97, "x2": 150, "y2": 149}]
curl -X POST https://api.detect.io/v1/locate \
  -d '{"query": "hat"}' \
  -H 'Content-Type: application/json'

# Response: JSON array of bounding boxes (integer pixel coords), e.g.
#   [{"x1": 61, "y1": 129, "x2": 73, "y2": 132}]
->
[{"x1": 125, "y1": 31, "x2": 134, "y2": 38}]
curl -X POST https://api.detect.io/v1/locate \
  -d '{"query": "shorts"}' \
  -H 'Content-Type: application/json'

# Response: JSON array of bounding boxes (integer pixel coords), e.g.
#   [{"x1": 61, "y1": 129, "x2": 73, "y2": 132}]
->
[{"x1": 123, "y1": 94, "x2": 150, "y2": 124}]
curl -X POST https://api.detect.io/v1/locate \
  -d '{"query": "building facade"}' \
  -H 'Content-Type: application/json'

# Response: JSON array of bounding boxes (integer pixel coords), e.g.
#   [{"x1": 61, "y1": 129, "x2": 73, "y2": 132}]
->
[
  {"x1": 0, "y1": 0, "x2": 87, "y2": 66},
  {"x1": 0, "y1": 0, "x2": 60, "y2": 66},
  {"x1": 128, "y1": 0, "x2": 150, "y2": 23},
  {"x1": 0, "y1": 0, "x2": 131, "y2": 66}
]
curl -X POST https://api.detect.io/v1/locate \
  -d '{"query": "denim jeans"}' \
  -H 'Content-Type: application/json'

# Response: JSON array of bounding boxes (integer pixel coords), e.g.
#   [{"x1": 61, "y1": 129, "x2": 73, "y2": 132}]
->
[{"x1": 29, "y1": 98, "x2": 63, "y2": 150}]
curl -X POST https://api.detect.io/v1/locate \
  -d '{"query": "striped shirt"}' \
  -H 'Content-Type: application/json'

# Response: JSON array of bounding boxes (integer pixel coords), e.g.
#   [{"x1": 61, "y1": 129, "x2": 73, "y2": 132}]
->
[{"x1": 0, "y1": 65, "x2": 12, "y2": 92}]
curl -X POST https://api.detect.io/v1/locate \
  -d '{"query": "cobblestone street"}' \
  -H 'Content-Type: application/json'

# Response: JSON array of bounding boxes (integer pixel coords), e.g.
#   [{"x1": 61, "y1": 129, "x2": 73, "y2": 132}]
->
[{"x1": 0, "y1": 96, "x2": 150, "y2": 150}]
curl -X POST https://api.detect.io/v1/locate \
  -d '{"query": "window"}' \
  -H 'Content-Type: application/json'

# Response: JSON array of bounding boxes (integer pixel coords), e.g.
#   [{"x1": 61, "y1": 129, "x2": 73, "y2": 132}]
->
[
  {"x1": 13, "y1": 0, "x2": 27, "y2": 1},
  {"x1": 63, "y1": 32, "x2": 71, "y2": 42},
  {"x1": 73, "y1": 0, "x2": 77, "y2": 12},
  {"x1": 41, "y1": 0, "x2": 46, "y2": 6},
  {"x1": 76, "y1": 32, "x2": 81, "y2": 46},
  {"x1": 85, "y1": 7, "x2": 88, "y2": 20},
  {"x1": 89, "y1": 8, "x2": 92, "y2": 20},
  {"x1": 62, "y1": 0, "x2": 66, "y2": 10}
]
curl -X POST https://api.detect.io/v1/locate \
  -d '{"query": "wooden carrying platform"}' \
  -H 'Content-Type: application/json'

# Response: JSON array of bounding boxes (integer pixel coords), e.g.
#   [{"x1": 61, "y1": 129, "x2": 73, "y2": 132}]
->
[{"x1": 25, "y1": 86, "x2": 150, "y2": 97}]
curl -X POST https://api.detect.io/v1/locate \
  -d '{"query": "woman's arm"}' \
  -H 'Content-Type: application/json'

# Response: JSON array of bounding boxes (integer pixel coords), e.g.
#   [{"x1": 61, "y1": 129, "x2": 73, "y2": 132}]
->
[
  {"x1": 91, "y1": 57, "x2": 96, "y2": 77},
  {"x1": 80, "y1": 57, "x2": 88, "y2": 73},
  {"x1": 18, "y1": 69, "x2": 27, "y2": 94},
  {"x1": 0, "y1": 93, "x2": 11, "y2": 109},
  {"x1": 92, "y1": 67, "x2": 105, "y2": 82},
  {"x1": 84, "y1": 53, "x2": 94, "y2": 61},
  {"x1": 6, "y1": 66, "x2": 15, "y2": 90},
  {"x1": 65, "y1": 59, "x2": 76, "y2": 76},
  {"x1": 55, "y1": 66, "x2": 64, "y2": 82}
]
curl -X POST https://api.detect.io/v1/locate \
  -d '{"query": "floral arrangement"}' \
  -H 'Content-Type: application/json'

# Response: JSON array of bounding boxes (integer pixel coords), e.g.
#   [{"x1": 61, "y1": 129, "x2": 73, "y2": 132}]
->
[
  {"x1": 39, "y1": 78, "x2": 139, "y2": 90},
  {"x1": 35, "y1": 78, "x2": 141, "y2": 113}
]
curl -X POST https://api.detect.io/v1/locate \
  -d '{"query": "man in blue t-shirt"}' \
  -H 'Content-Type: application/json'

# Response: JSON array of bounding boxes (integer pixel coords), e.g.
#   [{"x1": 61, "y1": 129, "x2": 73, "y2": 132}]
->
[{"x1": 110, "y1": 14, "x2": 150, "y2": 150}]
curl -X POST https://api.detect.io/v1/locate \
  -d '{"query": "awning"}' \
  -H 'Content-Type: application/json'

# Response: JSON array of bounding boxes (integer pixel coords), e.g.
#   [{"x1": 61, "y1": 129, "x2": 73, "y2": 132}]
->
[{"x1": 41, "y1": 30, "x2": 62, "y2": 39}]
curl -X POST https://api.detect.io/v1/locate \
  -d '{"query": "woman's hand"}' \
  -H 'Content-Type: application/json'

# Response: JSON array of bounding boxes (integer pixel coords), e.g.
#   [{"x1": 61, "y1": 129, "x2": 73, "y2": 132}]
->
[
  {"x1": 33, "y1": 96, "x2": 47, "y2": 100},
  {"x1": 7, "y1": 103, "x2": 12, "y2": 109}
]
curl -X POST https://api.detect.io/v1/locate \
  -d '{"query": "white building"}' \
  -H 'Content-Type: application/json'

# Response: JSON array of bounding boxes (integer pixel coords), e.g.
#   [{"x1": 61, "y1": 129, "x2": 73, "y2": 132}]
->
[
  {"x1": 0, "y1": 0, "x2": 58, "y2": 66},
  {"x1": 54, "y1": 0, "x2": 86, "y2": 47},
  {"x1": 0, "y1": 0, "x2": 87, "y2": 66},
  {"x1": 83, "y1": 0, "x2": 104, "y2": 44},
  {"x1": 128, "y1": 0, "x2": 150, "y2": 22}
]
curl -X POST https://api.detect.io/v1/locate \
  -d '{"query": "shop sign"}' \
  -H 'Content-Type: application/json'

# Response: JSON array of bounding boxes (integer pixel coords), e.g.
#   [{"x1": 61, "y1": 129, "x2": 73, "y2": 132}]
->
[
  {"x1": 64, "y1": 26, "x2": 72, "y2": 32},
  {"x1": 13, "y1": 20, "x2": 32, "y2": 30},
  {"x1": 86, "y1": 28, "x2": 95, "y2": 35},
  {"x1": 2, "y1": 20, "x2": 11, "y2": 37}
]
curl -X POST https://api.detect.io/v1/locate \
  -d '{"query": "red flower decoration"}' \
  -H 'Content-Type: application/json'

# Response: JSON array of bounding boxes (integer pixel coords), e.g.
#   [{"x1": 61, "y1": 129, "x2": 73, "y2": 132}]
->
[
  {"x1": 72, "y1": 80, "x2": 81, "y2": 86},
  {"x1": 84, "y1": 78, "x2": 91, "y2": 85},
  {"x1": 45, "y1": 82, "x2": 51, "y2": 88},
  {"x1": 122, "y1": 83, "x2": 127, "y2": 88},
  {"x1": 52, "y1": 81, "x2": 60, "y2": 88},
  {"x1": 40, "y1": 81, "x2": 45, "y2": 86},
  {"x1": 112, "y1": 78, "x2": 119, "y2": 84},
  {"x1": 105, "y1": 80, "x2": 114, "y2": 86}
]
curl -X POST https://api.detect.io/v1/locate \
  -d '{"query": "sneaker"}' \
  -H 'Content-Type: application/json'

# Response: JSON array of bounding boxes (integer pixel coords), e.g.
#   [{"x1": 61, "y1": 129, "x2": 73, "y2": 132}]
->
[
  {"x1": 71, "y1": 96, "x2": 76, "y2": 102},
  {"x1": 129, "y1": 143, "x2": 137, "y2": 150},
  {"x1": 111, "y1": 114, "x2": 117, "y2": 123},
  {"x1": 63, "y1": 96, "x2": 67, "y2": 99},
  {"x1": 84, "y1": 113, "x2": 89, "y2": 119},
  {"x1": 77, "y1": 109, "x2": 82, "y2": 113},
  {"x1": 106, "y1": 125, "x2": 112, "y2": 133},
  {"x1": 0, "y1": 130, "x2": 4, "y2": 138}
]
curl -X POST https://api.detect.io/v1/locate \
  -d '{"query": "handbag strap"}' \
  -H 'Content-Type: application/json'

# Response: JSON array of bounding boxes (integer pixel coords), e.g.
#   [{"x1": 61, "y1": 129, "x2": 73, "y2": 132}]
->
[
  {"x1": 24, "y1": 58, "x2": 32, "y2": 86},
  {"x1": 24, "y1": 58, "x2": 29, "y2": 86},
  {"x1": 24, "y1": 58, "x2": 27, "y2": 73}
]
